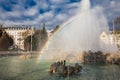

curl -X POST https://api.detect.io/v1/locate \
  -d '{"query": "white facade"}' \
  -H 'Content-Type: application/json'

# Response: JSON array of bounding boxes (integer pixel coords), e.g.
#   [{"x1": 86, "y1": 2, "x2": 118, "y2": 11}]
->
[
  {"x1": 100, "y1": 31, "x2": 120, "y2": 49},
  {"x1": 111, "y1": 33, "x2": 120, "y2": 49},
  {"x1": 100, "y1": 32, "x2": 110, "y2": 44},
  {"x1": 4, "y1": 26, "x2": 34, "y2": 50}
]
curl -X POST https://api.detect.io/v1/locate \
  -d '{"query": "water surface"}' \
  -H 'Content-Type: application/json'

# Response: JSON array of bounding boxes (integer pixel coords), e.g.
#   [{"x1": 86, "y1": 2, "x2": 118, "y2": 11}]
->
[{"x1": 0, "y1": 56, "x2": 120, "y2": 80}]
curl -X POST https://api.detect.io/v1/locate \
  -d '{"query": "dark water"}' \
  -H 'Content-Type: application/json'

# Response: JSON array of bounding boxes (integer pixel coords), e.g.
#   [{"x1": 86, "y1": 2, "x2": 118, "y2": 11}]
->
[{"x1": 0, "y1": 56, "x2": 120, "y2": 80}]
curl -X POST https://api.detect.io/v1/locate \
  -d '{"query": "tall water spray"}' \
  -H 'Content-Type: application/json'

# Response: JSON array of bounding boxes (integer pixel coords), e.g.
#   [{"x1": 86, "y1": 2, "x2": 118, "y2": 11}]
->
[{"x1": 40, "y1": 0, "x2": 118, "y2": 60}]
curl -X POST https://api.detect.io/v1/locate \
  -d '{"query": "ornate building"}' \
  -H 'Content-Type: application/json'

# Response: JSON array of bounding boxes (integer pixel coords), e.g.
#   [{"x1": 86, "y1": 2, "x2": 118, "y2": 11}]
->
[
  {"x1": 100, "y1": 31, "x2": 120, "y2": 50},
  {"x1": 1, "y1": 25, "x2": 35, "y2": 50}
]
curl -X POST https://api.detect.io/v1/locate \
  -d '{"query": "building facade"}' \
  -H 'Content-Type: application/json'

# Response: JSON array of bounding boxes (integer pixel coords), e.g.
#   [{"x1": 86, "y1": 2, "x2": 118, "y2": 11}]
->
[
  {"x1": 2, "y1": 26, "x2": 34, "y2": 50},
  {"x1": 100, "y1": 31, "x2": 120, "y2": 50}
]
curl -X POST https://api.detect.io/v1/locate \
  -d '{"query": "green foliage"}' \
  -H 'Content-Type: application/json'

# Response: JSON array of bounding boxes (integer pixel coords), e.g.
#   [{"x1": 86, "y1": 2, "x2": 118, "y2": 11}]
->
[
  {"x1": 24, "y1": 25, "x2": 48, "y2": 51},
  {"x1": 24, "y1": 35, "x2": 37, "y2": 51},
  {"x1": 42, "y1": 24, "x2": 47, "y2": 34}
]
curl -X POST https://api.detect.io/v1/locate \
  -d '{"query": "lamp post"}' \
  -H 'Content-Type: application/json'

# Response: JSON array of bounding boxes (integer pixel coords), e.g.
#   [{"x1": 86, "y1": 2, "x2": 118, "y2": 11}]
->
[
  {"x1": 113, "y1": 20, "x2": 116, "y2": 44},
  {"x1": 31, "y1": 26, "x2": 34, "y2": 52}
]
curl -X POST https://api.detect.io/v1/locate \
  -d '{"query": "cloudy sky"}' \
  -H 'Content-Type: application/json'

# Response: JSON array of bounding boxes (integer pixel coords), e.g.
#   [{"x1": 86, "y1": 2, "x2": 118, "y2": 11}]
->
[{"x1": 0, "y1": 0, "x2": 119, "y2": 29}]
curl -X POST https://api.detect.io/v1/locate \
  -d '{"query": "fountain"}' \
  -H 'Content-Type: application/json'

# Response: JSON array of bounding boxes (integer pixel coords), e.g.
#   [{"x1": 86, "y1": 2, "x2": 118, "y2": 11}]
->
[{"x1": 39, "y1": 0, "x2": 118, "y2": 62}]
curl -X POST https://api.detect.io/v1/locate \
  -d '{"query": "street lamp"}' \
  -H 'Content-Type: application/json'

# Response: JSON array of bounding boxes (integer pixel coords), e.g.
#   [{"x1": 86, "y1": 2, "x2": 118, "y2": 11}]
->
[
  {"x1": 113, "y1": 20, "x2": 116, "y2": 44},
  {"x1": 31, "y1": 26, "x2": 34, "y2": 52}
]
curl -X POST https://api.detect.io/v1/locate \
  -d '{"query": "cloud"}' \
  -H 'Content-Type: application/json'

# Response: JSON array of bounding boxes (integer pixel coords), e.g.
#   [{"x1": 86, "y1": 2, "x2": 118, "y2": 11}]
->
[
  {"x1": 103, "y1": 0, "x2": 120, "y2": 20},
  {"x1": 49, "y1": 0, "x2": 69, "y2": 4},
  {"x1": 35, "y1": 0, "x2": 49, "y2": 9},
  {"x1": 110, "y1": 1, "x2": 116, "y2": 7},
  {"x1": 36, "y1": 11, "x2": 54, "y2": 22},
  {"x1": 0, "y1": 0, "x2": 119, "y2": 29},
  {"x1": 24, "y1": 7, "x2": 38, "y2": 16},
  {"x1": 55, "y1": 14, "x2": 68, "y2": 21}
]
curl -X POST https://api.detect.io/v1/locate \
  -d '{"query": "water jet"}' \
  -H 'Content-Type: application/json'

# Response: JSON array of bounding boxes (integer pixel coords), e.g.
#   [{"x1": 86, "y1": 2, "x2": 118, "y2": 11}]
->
[{"x1": 39, "y1": 0, "x2": 118, "y2": 62}]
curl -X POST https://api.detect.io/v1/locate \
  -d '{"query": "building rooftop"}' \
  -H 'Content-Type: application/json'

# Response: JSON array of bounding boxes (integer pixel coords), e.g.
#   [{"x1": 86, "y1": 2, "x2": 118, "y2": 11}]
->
[{"x1": 0, "y1": 25, "x2": 35, "y2": 30}]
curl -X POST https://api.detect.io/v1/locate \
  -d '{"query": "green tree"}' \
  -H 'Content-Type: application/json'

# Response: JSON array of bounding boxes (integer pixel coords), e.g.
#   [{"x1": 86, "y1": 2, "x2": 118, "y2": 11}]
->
[
  {"x1": 37, "y1": 24, "x2": 48, "y2": 50},
  {"x1": 24, "y1": 35, "x2": 36, "y2": 51},
  {"x1": 24, "y1": 24, "x2": 48, "y2": 51}
]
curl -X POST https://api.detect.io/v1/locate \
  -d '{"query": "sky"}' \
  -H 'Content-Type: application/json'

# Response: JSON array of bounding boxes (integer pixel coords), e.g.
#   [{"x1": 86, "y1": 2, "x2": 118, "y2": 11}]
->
[{"x1": 0, "y1": 0, "x2": 119, "y2": 29}]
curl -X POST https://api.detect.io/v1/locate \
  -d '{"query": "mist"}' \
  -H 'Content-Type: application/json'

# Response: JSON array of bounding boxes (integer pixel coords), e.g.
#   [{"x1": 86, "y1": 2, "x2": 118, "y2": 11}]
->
[{"x1": 40, "y1": 0, "x2": 118, "y2": 61}]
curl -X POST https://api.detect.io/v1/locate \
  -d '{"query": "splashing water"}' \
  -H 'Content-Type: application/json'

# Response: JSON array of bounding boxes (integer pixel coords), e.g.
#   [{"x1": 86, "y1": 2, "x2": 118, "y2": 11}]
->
[{"x1": 38, "y1": 0, "x2": 118, "y2": 61}]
